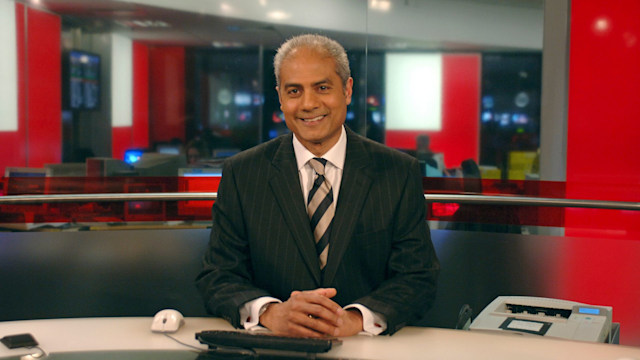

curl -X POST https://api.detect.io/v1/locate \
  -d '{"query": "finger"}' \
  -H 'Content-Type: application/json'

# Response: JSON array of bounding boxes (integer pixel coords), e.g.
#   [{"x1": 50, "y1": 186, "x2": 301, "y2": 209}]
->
[
  {"x1": 288, "y1": 301, "x2": 343, "y2": 330},
  {"x1": 291, "y1": 288, "x2": 336, "y2": 298},
  {"x1": 314, "y1": 288, "x2": 337, "y2": 298},
  {"x1": 292, "y1": 293, "x2": 343, "y2": 317},
  {"x1": 287, "y1": 322, "x2": 327, "y2": 338},
  {"x1": 296, "y1": 312, "x2": 339, "y2": 337},
  {"x1": 305, "y1": 303, "x2": 344, "y2": 325}
]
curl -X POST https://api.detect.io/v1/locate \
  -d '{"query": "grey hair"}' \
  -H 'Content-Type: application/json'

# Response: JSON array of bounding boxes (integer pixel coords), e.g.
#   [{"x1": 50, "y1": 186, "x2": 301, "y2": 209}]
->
[{"x1": 274, "y1": 34, "x2": 351, "y2": 88}]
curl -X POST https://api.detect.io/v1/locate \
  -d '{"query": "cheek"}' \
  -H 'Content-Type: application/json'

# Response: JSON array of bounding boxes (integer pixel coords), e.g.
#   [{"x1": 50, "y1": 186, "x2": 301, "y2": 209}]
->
[
  {"x1": 280, "y1": 100, "x2": 297, "y2": 114},
  {"x1": 328, "y1": 98, "x2": 347, "y2": 114}
]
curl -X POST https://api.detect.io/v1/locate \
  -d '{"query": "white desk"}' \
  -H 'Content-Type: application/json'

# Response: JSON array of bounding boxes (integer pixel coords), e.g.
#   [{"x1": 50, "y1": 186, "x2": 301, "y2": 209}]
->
[{"x1": 1, "y1": 317, "x2": 639, "y2": 360}]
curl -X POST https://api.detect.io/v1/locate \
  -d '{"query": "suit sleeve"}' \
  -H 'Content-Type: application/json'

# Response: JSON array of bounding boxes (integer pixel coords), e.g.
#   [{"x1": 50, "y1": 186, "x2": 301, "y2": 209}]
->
[
  {"x1": 355, "y1": 158, "x2": 440, "y2": 334},
  {"x1": 195, "y1": 159, "x2": 270, "y2": 327}
]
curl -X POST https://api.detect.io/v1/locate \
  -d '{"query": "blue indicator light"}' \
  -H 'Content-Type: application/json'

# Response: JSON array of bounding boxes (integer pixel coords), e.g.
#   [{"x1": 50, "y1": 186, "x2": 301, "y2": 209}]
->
[
  {"x1": 578, "y1": 307, "x2": 600, "y2": 315},
  {"x1": 124, "y1": 150, "x2": 143, "y2": 164}
]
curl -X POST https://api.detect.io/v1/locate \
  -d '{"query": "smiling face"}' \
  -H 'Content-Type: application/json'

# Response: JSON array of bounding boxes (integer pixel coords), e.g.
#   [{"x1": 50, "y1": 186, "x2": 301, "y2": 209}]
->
[{"x1": 276, "y1": 47, "x2": 353, "y2": 156}]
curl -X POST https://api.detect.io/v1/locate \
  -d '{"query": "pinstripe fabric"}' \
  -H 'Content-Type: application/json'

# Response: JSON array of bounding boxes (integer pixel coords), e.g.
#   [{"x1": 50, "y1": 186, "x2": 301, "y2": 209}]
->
[
  {"x1": 196, "y1": 126, "x2": 440, "y2": 334},
  {"x1": 307, "y1": 158, "x2": 333, "y2": 270}
]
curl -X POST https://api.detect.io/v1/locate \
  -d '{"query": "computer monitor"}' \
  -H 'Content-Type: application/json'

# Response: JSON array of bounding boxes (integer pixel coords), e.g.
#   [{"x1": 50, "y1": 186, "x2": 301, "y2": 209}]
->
[
  {"x1": 86, "y1": 158, "x2": 135, "y2": 177},
  {"x1": 133, "y1": 153, "x2": 187, "y2": 177},
  {"x1": 123, "y1": 149, "x2": 145, "y2": 165},
  {"x1": 212, "y1": 148, "x2": 240, "y2": 158},
  {"x1": 3, "y1": 167, "x2": 50, "y2": 195},
  {"x1": 44, "y1": 163, "x2": 87, "y2": 177},
  {"x1": 178, "y1": 167, "x2": 222, "y2": 177},
  {"x1": 177, "y1": 167, "x2": 220, "y2": 217},
  {"x1": 4, "y1": 167, "x2": 50, "y2": 178},
  {"x1": 156, "y1": 144, "x2": 182, "y2": 155},
  {"x1": 43, "y1": 163, "x2": 88, "y2": 195}
]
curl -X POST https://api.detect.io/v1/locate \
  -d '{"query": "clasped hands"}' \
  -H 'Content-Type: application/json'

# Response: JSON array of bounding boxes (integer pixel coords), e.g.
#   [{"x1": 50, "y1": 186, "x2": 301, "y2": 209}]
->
[{"x1": 258, "y1": 288, "x2": 363, "y2": 338}]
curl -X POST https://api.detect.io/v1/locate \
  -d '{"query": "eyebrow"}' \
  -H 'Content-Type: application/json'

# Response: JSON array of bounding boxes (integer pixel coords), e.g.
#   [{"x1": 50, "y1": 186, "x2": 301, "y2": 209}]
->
[{"x1": 283, "y1": 78, "x2": 333, "y2": 89}]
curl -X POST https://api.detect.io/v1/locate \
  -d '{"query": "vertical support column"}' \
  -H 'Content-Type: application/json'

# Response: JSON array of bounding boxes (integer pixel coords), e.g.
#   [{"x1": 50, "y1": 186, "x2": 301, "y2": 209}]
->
[{"x1": 539, "y1": 0, "x2": 570, "y2": 182}]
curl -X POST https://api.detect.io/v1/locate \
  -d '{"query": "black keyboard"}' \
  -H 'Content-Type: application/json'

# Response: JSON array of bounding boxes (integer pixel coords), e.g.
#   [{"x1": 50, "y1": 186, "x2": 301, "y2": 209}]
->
[{"x1": 195, "y1": 330, "x2": 340, "y2": 353}]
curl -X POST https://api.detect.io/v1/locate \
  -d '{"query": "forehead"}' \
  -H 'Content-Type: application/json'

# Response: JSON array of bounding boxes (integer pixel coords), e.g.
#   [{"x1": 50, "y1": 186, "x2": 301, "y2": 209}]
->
[{"x1": 279, "y1": 47, "x2": 339, "y2": 85}]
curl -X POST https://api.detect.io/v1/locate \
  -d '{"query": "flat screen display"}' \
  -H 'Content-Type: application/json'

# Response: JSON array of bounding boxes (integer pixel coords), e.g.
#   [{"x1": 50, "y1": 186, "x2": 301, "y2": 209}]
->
[{"x1": 65, "y1": 50, "x2": 101, "y2": 111}]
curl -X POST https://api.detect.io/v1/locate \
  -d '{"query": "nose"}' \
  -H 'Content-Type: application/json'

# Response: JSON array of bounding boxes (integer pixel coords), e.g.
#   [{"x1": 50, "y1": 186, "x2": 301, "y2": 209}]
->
[{"x1": 301, "y1": 90, "x2": 320, "y2": 111}]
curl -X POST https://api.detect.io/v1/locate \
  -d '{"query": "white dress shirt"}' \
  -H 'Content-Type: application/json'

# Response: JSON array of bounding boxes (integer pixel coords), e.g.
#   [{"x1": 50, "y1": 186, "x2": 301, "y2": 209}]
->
[{"x1": 240, "y1": 126, "x2": 387, "y2": 335}]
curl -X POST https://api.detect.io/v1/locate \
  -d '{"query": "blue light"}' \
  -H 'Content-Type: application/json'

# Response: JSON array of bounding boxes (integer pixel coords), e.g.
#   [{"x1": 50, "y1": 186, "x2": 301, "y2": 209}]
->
[
  {"x1": 578, "y1": 307, "x2": 600, "y2": 315},
  {"x1": 346, "y1": 111, "x2": 355, "y2": 120},
  {"x1": 124, "y1": 149, "x2": 144, "y2": 164},
  {"x1": 234, "y1": 92, "x2": 252, "y2": 106}
]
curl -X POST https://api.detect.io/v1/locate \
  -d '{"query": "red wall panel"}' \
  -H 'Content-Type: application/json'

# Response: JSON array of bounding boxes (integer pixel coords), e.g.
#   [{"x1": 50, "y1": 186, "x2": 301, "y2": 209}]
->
[
  {"x1": 385, "y1": 54, "x2": 480, "y2": 168},
  {"x1": 565, "y1": 1, "x2": 640, "y2": 239},
  {"x1": 0, "y1": 4, "x2": 60, "y2": 175},
  {"x1": 111, "y1": 127, "x2": 131, "y2": 162},
  {"x1": 0, "y1": 3, "x2": 27, "y2": 174},
  {"x1": 563, "y1": 0, "x2": 640, "y2": 346},
  {"x1": 149, "y1": 46, "x2": 185, "y2": 145},
  {"x1": 26, "y1": 7, "x2": 61, "y2": 167},
  {"x1": 132, "y1": 42, "x2": 150, "y2": 148}
]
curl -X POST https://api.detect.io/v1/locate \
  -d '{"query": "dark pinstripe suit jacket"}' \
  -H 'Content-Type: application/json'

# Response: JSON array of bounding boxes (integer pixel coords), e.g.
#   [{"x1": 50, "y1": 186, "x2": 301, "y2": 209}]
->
[{"x1": 196, "y1": 127, "x2": 440, "y2": 335}]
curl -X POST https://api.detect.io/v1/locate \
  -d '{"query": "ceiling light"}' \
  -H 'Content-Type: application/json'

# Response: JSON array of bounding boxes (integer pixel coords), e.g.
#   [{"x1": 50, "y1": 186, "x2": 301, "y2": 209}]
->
[
  {"x1": 115, "y1": 20, "x2": 171, "y2": 28},
  {"x1": 267, "y1": 10, "x2": 290, "y2": 20},
  {"x1": 593, "y1": 17, "x2": 610, "y2": 34},
  {"x1": 370, "y1": 0, "x2": 391, "y2": 12},
  {"x1": 211, "y1": 41, "x2": 245, "y2": 48},
  {"x1": 220, "y1": 3, "x2": 233, "y2": 13}
]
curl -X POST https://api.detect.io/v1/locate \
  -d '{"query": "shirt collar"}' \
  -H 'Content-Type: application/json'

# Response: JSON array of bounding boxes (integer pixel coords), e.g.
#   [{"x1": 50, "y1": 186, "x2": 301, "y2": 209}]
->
[{"x1": 293, "y1": 126, "x2": 346, "y2": 171}]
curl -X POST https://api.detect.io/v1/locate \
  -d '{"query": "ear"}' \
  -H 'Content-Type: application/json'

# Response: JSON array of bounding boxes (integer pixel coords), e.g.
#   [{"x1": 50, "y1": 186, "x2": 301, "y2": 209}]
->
[
  {"x1": 344, "y1": 77, "x2": 354, "y2": 105},
  {"x1": 275, "y1": 86, "x2": 284, "y2": 110}
]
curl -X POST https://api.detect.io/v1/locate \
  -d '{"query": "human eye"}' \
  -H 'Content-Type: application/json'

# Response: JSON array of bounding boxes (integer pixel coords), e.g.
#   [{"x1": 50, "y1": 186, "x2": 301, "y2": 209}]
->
[{"x1": 287, "y1": 88, "x2": 300, "y2": 97}]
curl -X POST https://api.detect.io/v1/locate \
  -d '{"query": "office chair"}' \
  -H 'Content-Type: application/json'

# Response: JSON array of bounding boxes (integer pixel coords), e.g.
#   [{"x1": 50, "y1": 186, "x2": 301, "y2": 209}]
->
[{"x1": 455, "y1": 304, "x2": 473, "y2": 330}]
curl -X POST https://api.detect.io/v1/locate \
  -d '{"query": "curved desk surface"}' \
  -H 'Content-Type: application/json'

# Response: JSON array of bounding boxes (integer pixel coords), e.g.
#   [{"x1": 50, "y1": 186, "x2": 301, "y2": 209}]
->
[{"x1": 1, "y1": 317, "x2": 639, "y2": 360}]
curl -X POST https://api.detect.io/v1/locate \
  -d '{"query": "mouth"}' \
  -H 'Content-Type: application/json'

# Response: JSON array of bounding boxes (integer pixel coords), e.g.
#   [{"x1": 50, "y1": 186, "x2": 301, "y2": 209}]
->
[{"x1": 299, "y1": 115, "x2": 326, "y2": 123}]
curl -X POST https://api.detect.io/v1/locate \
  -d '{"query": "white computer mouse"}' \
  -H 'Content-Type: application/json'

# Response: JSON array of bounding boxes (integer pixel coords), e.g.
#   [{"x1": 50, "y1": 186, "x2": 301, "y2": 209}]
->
[{"x1": 151, "y1": 309, "x2": 185, "y2": 333}]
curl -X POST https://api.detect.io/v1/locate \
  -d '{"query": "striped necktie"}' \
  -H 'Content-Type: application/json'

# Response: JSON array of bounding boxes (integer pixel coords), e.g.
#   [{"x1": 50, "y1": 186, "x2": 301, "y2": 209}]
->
[{"x1": 307, "y1": 158, "x2": 334, "y2": 270}]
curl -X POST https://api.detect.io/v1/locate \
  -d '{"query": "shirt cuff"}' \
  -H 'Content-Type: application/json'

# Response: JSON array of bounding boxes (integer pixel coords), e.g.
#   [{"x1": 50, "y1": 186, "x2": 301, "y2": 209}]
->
[
  {"x1": 344, "y1": 303, "x2": 387, "y2": 335},
  {"x1": 240, "y1": 296, "x2": 281, "y2": 330}
]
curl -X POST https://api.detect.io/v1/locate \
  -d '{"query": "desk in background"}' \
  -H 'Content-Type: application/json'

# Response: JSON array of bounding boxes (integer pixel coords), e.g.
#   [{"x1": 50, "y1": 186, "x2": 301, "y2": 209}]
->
[{"x1": 1, "y1": 318, "x2": 639, "y2": 360}]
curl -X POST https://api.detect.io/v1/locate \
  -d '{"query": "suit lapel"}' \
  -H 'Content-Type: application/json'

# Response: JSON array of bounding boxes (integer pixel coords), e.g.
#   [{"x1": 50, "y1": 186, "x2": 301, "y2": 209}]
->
[
  {"x1": 322, "y1": 129, "x2": 373, "y2": 286},
  {"x1": 268, "y1": 135, "x2": 322, "y2": 285}
]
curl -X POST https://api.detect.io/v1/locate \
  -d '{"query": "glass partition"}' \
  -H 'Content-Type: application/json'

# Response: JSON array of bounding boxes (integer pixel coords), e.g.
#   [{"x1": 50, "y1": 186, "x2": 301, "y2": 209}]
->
[
  {"x1": 2, "y1": 0, "x2": 545, "y2": 225},
  {"x1": 2, "y1": 0, "x2": 544, "y2": 170}
]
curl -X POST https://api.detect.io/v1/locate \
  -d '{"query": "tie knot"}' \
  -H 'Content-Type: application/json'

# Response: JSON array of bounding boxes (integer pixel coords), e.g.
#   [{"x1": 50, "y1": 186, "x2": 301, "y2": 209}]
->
[{"x1": 309, "y1": 158, "x2": 327, "y2": 175}]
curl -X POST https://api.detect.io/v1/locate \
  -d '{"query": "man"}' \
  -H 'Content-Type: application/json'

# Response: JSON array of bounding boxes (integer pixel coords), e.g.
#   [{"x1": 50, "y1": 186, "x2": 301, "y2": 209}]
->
[{"x1": 196, "y1": 34, "x2": 439, "y2": 337}]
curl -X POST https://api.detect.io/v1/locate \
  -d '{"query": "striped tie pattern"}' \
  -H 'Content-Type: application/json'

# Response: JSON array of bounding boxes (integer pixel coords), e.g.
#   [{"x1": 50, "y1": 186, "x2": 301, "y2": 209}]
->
[{"x1": 307, "y1": 158, "x2": 334, "y2": 270}]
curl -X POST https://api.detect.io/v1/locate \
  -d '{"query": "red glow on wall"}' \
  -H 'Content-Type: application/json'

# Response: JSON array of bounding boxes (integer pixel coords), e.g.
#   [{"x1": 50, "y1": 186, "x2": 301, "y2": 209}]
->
[
  {"x1": 0, "y1": 4, "x2": 61, "y2": 175},
  {"x1": 111, "y1": 127, "x2": 131, "y2": 161},
  {"x1": 0, "y1": 3, "x2": 26, "y2": 175},
  {"x1": 385, "y1": 54, "x2": 480, "y2": 169},
  {"x1": 132, "y1": 42, "x2": 150, "y2": 148},
  {"x1": 563, "y1": 0, "x2": 640, "y2": 346},
  {"x1": 566, "y1": 1, "x2": 640, "y2": 240},
  {"x1": 26, "y1": 7, "x2": 61, "y2": 167},
  {"x1": 149, "y1": 46, "x2": 185, "y2": 145}
]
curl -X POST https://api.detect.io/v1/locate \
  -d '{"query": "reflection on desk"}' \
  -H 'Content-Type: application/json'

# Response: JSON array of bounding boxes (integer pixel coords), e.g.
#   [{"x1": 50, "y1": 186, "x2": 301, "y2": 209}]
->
[{"x1": 1, "y1": 318, "x2": 640, "y2": 360}]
